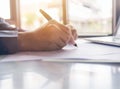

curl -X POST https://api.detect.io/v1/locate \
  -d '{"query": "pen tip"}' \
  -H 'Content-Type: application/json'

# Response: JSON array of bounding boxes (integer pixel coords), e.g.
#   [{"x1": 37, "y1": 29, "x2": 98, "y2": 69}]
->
[{"x1": 74, "y1": 44, "x2": 78, "y2": 47}]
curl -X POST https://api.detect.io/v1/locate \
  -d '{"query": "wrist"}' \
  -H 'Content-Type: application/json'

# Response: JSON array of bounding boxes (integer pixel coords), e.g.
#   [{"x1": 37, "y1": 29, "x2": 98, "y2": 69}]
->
[{"x1": 18, "y1": 31, "x2": 33, "y2": 51}]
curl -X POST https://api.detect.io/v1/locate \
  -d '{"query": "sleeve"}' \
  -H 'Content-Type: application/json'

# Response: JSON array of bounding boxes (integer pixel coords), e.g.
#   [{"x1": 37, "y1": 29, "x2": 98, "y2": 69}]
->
[{"x1": 0, "y1": 18, "x2": 18, "y2": 55}]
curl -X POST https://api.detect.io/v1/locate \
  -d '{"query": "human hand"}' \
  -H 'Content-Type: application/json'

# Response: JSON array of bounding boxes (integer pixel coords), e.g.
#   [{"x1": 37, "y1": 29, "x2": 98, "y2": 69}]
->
[
  {"x1": 48, "y1": 21, "x2": 78, "y2": 46},
  {"x1": 33, "y1": 20, "x2": 71, "y2": 51},
  {"x1": 18, "y1": 20, "x2": 77, "y2": 51},
  {"x1": 66, "y1": 24, "x2": 78, "y2": 45}
]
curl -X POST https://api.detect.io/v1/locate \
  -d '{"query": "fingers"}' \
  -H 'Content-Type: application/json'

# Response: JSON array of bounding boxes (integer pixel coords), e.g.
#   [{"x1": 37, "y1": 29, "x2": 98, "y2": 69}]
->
[
  {"x1": 50, "y1": 24, "x2": 70, "y2": 42},
  {"x1": 47, "y1": 20, "x2": 72, "y2": 41},
  {"x1": 68, "y1": 32, "x2": 76, "y2": 45},
  {"x1": 71, "y1": 29, "x2": 78, "y2": 40},
  {"x1": 48, "y1": 20, "x2": 70, "y2": 35},
  {"x1": 66, "y1": 24, "x2": 78, "y2": 39},
  {"x1": 47, "y1": 20, "x2": 78, "y2": 46},
  {"x1": 66, "y1": 25, "x2": 78, "y2": 45},
  {"x1": 47, "y1": 24, "x2": 70, "y2": 43},
  {"x1": 48, "y1": 21, "x2": 78, "y2": 43}
]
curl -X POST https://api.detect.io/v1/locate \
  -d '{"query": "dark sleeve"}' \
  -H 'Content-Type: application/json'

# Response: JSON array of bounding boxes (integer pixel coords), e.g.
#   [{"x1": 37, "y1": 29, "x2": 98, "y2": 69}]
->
[{"x1": 0, "y1": 18, "x2": 18, "y2": 55}]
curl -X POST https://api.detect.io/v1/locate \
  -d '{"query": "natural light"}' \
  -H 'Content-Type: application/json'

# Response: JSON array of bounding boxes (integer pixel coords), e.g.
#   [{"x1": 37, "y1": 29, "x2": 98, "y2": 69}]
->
[
  {"x1": 0, "y1": 0, "x2": 10, "y2": 19},
  {"x1": 68, "y1": 0, "x2": 112, "y2": 35}
]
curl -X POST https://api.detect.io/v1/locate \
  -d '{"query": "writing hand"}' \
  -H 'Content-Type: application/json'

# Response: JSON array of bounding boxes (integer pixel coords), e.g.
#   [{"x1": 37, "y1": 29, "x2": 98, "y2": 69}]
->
[{"x1": 18, "y1": 20, "x2": 72, "y2": 51}]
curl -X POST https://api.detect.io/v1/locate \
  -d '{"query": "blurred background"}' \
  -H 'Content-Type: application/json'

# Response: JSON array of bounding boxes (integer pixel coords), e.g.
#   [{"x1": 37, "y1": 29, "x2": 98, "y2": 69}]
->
[{"x1": 0, "y1": 0, "x2": 113, "y2": 36}]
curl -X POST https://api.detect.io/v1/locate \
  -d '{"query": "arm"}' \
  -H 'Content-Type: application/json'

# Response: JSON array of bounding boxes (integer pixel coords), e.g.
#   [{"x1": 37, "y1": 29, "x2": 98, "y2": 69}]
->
[
  {"x1": 0, "y1": 31, "x2": 18, "y2": 54},
  {"x1": 18, "y1": 31, "x2": 34, "y2": 51},
  {"x1": 0, "y1": 18, "x2": 18, "y2": 55},
  {"x1": 0, "y1": 18, "x2": 77, "y2": 54}
]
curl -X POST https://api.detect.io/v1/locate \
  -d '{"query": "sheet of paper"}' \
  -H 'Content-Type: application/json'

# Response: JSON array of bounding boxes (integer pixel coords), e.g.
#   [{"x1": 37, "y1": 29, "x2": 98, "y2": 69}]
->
[{"x1": 0, "y1": 39, "x2": 120, "y2": 62}]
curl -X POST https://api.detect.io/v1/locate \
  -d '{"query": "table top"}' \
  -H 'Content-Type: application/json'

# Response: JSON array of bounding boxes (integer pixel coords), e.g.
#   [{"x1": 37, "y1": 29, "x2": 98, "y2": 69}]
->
[{"x1": 0, "y1": 60, "x2": 120, "y2": 89}]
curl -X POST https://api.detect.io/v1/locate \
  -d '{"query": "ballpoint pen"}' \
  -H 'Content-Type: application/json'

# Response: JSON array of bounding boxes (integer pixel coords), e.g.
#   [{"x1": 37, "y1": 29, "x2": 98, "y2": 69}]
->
[{"x1": 39, "y1": 9, "x2": 77, "y2": 47}]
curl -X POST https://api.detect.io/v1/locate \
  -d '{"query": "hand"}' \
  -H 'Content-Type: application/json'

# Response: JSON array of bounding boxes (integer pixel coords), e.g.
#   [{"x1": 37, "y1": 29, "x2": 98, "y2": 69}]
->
[
  {"x1": 18, "y1": 20, "x2": 76, "y2": 51},
  {"x1": 66, "y1": 24, "x2": 78, "y2": 45}
]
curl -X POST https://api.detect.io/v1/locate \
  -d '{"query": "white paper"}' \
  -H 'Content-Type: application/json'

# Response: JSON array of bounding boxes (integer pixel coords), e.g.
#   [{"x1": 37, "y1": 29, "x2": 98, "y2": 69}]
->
[{"x1": 0, "y1": 39, "x2": 120, "y2": 62}]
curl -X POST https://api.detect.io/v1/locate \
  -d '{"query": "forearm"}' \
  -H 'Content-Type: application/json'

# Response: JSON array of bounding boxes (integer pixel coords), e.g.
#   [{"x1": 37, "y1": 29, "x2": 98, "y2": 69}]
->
[
  {"x1": 0, "y1": 17, "x2": 18, "y2": 54},
  {"x1": 18, "y1": 32, "x2": 33, "y2": 51}
]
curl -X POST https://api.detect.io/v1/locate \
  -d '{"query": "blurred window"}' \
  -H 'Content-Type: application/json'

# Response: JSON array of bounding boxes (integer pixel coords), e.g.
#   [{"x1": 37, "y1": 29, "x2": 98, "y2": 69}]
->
[
  {"x1": 0, "y1": 0, "x2": 20, "y2": 27},
  {"x1": 67, "y1": 0, "x2": 113, "y2": 36},
  {"x1": 0, "y1": 0, "x2": 114, "y2": 36},
  {"x1": 20, "y1": 0, "x2": 63, "y2": 30},
  {"x1": 0, "y1": 0, "x2": 10, "y2": 19}
]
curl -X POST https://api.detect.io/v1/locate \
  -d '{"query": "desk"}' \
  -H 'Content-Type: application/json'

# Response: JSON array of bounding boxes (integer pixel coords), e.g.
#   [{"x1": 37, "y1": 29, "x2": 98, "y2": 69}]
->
[
  {"x1": 0, "y1": 39, "x2": 120, "y2": 89},
  {"x1": 0, "y1": 61, "x2": 120, "y2": 89}
]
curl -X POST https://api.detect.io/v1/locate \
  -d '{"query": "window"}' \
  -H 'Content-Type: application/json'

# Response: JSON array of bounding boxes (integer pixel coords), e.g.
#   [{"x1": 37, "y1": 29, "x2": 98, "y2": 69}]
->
[
  {"x1": 0, "y1": 0, "x2": 116, "y2": 36},
  {"x1": 20, "y1": 0, "x2": 63, "y2": 30},
  {"x1": 0, "y1": 0, "x2": 10, "y2": 19},
  {"x1": 66, "y1": 0, "x2": 113, "y2": 36},
  {"x1": 0, "y1": 0, "x2": 20, "y2": 27}
]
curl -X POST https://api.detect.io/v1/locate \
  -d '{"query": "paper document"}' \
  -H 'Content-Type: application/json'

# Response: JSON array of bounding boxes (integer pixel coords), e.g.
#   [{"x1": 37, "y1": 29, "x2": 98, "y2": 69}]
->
[{"x1": 0, "y1": 39, "x2": 120, "y2": 62}]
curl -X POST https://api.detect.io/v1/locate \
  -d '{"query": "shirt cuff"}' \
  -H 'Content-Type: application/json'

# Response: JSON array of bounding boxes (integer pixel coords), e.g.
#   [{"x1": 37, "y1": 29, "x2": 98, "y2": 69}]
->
[{"x1": 0, "y1": 30, "x2": 18, "y2": 54}]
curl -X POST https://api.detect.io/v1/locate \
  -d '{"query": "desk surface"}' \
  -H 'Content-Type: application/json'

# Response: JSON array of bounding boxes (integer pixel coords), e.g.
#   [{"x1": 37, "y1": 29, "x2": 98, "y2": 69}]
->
[{"x1": 0, "y1": 61, "x2": 120, "y2": 89}]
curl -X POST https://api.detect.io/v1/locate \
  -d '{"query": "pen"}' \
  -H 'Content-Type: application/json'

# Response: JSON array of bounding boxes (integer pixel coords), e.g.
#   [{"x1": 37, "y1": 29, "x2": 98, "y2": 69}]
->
[{"x1": 39, "y1": 9, "x2": 77, "y2": 47}]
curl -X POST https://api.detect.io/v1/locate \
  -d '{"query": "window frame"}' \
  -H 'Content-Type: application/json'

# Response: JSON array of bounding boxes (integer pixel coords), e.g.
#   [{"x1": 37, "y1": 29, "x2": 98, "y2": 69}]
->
[
  {"x1": 6, "y1": 0, "x2": 21, "y2": 28},
  {"x1": 113, "y1": 0, "x2": 117, "y2": 35},
  {"x1": 62, "y1": 0, "x2": 67, "y2": 25}
]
